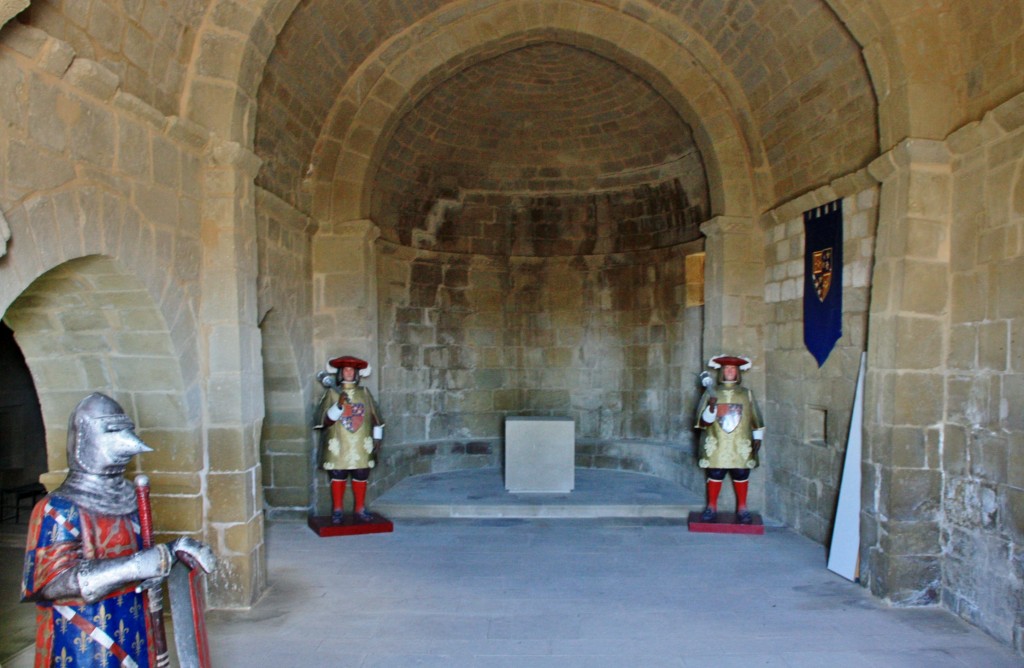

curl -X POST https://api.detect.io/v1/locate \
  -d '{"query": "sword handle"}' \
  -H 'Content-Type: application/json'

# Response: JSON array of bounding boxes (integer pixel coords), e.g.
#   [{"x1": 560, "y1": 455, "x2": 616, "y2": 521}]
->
[{"x1": 135, "y1": 475, "x2": 171, "y2": 668}]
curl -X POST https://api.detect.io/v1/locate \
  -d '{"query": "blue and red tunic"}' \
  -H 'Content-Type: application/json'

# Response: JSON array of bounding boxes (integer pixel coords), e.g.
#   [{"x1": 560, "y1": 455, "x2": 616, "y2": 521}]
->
[{"x1": 22, "y1": 494, "x2": 153, "y2": 668}]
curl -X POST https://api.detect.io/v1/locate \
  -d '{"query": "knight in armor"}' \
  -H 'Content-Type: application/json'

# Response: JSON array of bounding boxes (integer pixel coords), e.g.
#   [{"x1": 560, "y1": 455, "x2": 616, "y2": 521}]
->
[
  {"x1": 21, "y1": 393, "x2": 215, "y2": 668},
  {"x1": 316, "y1": 356, "x2": 384, "y2": 523},
  {"x1": 695, "y1": 355, "x2": 765, "y2": 524}
]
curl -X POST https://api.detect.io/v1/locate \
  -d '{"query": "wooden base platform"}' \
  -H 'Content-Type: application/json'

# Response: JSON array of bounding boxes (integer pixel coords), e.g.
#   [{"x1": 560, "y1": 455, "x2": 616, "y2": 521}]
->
[
  {"x1": 687, "y1": 510, "x2": 765, "y2": 535},
  {"x1": 308, "y1": 512, "x2": 394, "y2": 537}
]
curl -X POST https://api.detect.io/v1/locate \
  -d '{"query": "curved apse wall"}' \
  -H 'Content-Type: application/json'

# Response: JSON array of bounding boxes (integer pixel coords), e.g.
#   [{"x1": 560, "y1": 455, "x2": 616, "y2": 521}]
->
[{"x1": 370, "y1": 43, "x2": 709, "y2": 487}]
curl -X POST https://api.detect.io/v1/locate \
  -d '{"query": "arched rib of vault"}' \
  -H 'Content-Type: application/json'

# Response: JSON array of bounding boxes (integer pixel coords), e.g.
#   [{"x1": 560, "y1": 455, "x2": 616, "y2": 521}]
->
[
  {"x1": 0, "y1": 186, "x2": 204, "y2": 430},
  {"x1": 822, "y1": 0, "x2": 1024, "y2": 147},
  {"x1": 180, "y1": 0, "x2": 300, "y2": 145},
  {"x1": 308, "y1": 0, "x2": 767, "y2": 223}
]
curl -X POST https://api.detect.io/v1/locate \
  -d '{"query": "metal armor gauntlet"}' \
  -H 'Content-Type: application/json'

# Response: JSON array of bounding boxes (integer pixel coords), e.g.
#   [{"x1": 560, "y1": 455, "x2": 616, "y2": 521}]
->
[{"x1": 75, "y1": 543, "x2": 173, "y2": 603}]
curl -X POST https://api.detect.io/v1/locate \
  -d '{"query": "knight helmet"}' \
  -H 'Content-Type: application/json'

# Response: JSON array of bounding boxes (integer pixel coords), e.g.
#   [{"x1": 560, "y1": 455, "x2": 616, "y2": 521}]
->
[{"x1": 66, "y1": 393, "x2": 152, "y2": 476}]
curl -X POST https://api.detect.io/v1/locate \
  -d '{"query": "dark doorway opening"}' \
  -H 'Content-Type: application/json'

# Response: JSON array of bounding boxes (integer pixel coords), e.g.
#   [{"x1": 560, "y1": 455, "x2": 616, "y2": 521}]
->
[{"x1": 0, "y1": 321, "x2": 46, "y2": 525}]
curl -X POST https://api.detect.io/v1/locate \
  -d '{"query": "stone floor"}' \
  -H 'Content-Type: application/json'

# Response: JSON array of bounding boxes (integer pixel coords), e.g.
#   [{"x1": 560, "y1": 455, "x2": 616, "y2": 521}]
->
[{"x1": 2, "y1": 469, "x2": 1022, "y2": 667}]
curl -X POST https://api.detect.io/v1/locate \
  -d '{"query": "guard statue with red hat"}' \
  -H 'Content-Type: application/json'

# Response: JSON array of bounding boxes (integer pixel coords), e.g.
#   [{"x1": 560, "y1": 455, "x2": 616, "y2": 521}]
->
[
  {"x1": 316, "y1": 355, "x2": 384, "y2": 523},
  {"x1": 695, "y1": 354, "x2": 765, "y2": 524}
]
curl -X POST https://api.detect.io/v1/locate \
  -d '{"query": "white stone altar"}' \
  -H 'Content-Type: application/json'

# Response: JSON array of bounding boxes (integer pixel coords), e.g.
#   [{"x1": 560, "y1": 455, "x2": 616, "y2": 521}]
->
[{"x1": 504, "y1": 416, "x2": 575, "y2": 493}]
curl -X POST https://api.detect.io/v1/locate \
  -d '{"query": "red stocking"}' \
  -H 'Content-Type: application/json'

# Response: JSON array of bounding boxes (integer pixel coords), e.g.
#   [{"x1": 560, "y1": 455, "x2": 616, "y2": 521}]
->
[
  {"x1": 706, "y1": 478, "x2": 722, "y2": 511},
  {"x1": 331, "y1": 479, "x2": 346, "y2": 514},
  {"x1": 733, "y1": 478, "x2": 749, "y2": 513},
  {"x1": 352, "y1": 480, "x2": 368, "y2": 514}
]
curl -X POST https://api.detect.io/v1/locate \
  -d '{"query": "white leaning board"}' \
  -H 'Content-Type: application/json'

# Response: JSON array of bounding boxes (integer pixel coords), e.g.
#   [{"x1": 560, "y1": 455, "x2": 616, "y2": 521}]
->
[
  {"x1": 828, "y1": 352, "x2": 865, "y2": 581},
  {"x1": 505, "y1": 417, "x2": 575, "y2": 493}
]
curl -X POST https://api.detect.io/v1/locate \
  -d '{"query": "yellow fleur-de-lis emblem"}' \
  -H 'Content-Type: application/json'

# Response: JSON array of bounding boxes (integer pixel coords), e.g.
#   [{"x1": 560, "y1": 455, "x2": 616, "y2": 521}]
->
[
  {"x1": 114, "y1": 619, "x2": 130, "y2": 644},
  {"x1": 56, "y1": 613, "x2": 71, "y2": 633},
  {"x1": 93, "y1": 604, "x2": 112, "y2": 628},
  {"x1": 48, "y1": 523, "x2": 63, "y2": 543},
  {"x1": 133, "y1": 630, "x2": 145, "y2": 655},
  {"x1": 94, "y1": 645, "x2": 110, "y2": 664},
  {"x1": 54, "y1": 647, "x2": 74, "y2": 668},
  {"x1": 130, "y1": 597, "x2": 142, "y2": 619},
  {"x1": 74, "y1": 629, "x2": 91, "y2": 652}
]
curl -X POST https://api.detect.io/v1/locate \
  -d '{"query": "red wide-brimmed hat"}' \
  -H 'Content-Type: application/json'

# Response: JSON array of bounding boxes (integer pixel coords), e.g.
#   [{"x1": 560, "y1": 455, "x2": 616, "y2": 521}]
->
[
  {"x1": 707, "y1": 354, "x2": 752, "y2": 370},
  {"x1": 327, "y1": 356, "x2": 369, "y2": 371}
]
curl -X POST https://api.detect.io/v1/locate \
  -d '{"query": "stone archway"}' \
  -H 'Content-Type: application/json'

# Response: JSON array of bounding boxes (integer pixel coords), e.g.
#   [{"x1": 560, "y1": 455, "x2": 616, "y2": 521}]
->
[
  {"x1": 2, "y1": 255, "x2": 203, "y2": 531},
  {"x1": 307, "y1": 2, "x2": 765, "y2": 224}
]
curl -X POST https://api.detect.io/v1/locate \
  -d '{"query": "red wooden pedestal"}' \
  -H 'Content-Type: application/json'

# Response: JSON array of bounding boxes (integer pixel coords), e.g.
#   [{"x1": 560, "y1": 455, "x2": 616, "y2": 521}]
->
[
  {"x1": 687, "y1": 510, "x2": 765, "y2": 535},
  {"x1": 308, "y1": 512, "x2": 394, "y2": 537}
]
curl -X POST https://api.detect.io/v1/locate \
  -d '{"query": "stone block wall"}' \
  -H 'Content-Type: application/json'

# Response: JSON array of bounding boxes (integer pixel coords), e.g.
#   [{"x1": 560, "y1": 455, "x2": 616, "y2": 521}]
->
[
  {"x1": 18, "y1": 1, "x2": 204, "y2": 118},
  {"x1": 256, "y1": 188, "x2": 316, "y2": 518},
  {"x1": 369, "y1": 40, "x2": 708, "y2": 258},
  {"x1": 376, "y1": 239, "x2": 705, "y2": 475},
  {"x1": 941, "y1": 92, "x2": 1024, "y2": 650},
  {"x1": 391, "y1": 182, "x2": 705, "y2": 258},
  {"x1": 0, "y1": 20, "x2": 267, "y2": 608},
  {"x1": 761, "y1": 181, "x2": 879, "y2": 543},
  {"x1": 0, "y1": 20, "x2": 210, "y2": 513}
]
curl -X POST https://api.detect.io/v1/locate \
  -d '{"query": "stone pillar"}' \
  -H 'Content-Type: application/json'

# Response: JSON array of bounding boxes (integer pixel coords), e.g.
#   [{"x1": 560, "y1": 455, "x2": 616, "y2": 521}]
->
[
  {"x1": 863, "y1": 139, "x2": 951, "y2": 604},
  {"x1": 312, "y1": 219, "x2": 381, "y2": 389},
  {"x1": 201, "y1": 139, "x2": 266, "y2": 608},
  {"x1": 699, "y1": 214, "x2": 767, "y2": 511}
]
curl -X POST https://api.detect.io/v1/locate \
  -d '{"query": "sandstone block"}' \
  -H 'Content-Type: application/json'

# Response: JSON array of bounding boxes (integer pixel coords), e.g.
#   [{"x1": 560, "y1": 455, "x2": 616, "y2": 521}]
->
[
  {"x1": 207, "y1": 472, "x2": 256, "y2": 523},
  {"x1": 64, "y1": 57, "x2": 119, "y2": 100},
  {"x1": 996, "y1": 257, "x2": 1024, "y2": 318},
  {"x1": 151, "y1": 494, "x2": 203, "y2": 533},
  {"x1": 137, "y1": 429, "x2": 201, "y2": 472},
  {"x1": 877, "y1": 465, "x2": 939, "y2": 523},
  {"x1": 2, "y1": 20, "x2": 46, "y2": 58},
  {"x1": 899, "y1": 260, "x2": 948, "y2": 314}
]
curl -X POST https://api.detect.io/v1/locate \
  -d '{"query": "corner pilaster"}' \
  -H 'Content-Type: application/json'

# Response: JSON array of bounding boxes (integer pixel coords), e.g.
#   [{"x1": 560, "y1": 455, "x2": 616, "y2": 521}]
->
[
  {"x1": 199, "y1": 138, "x2": 267, "y2": 607},
  {"x1": 862, "y1": 138, "x2": 952, "y2": 604}
]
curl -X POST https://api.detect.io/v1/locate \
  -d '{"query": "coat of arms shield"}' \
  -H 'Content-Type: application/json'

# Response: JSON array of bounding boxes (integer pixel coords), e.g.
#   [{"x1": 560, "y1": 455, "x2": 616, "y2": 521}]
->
[
  {"x1": 812, "y1": 247, "x2": 833, "y2": 302},
  {"x1": 716, "y1": 403, "x2": 743, "y2": 434}
]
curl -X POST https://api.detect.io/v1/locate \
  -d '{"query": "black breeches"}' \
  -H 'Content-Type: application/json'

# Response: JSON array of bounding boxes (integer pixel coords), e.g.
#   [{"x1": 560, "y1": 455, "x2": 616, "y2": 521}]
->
[
  {"x1": 328, "y1": 468, "x2": 370, "y2": 482},
  {"x1": 706, "y1": 468, "x2": 750, "y2": 482}
]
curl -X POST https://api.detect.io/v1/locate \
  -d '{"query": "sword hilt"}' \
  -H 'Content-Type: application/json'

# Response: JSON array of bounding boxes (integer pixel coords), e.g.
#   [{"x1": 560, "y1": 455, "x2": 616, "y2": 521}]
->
[{"x1": 134, "y1": 475, "x2": 155, "y2": 548}]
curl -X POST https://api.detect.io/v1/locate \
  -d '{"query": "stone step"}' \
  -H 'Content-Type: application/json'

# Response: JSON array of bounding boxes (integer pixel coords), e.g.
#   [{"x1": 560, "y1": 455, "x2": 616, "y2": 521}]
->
[{"x1": 372, "y1": 467, "x2": 703, "y2": 520}]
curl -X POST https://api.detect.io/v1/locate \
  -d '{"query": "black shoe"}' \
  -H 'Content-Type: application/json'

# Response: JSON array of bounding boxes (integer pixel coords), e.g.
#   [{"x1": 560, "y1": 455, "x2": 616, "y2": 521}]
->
[
  {"x1": 737, "y1": 509, "x2": 752, "y2": 524},
  {"x1": 331, "y1": 510, "x2": 344, "y2": 524},
  {"x1": 700, "y1": 507, "x2": 717, "y2": 522},
  {"x1": 354, "y1": 509, "x2": 372, "y2": 522}
]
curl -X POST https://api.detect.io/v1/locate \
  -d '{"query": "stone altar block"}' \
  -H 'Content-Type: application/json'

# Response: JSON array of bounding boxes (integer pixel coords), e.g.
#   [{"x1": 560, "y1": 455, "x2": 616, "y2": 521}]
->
[{"x1": 504, "y1": 416, "x2": 575, "y2": 493}]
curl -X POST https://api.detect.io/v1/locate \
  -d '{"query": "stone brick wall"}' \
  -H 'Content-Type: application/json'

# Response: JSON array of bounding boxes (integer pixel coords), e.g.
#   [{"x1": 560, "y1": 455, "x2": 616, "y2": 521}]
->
[
  {"x1": 376, "y1": 239, "x2": 704, "y2": 470},
  {"x1": 762, "y1": 181, "x2": 879, "y2": 542},
  {"x1": 372, "y1": 41, "x2": 708, "y2": 254},
  {"x1": 942, "y1": 92, "x2": 1024, "y2": 650},
  {"x1": 256, "y1": 188, "x2": 316, "y2": 518},
  {"x1": 383, "y1": 183, "x2": 704, "y2": 258},
  {"x1": 19, "y1": 0, "x2": 204, "y2": 118},
  {"x1": 0, "y1": 19, "x2": 267, "y2": 608},
  {"x1": 0, "y1": 21, "x2": 209, "y2": 500}
]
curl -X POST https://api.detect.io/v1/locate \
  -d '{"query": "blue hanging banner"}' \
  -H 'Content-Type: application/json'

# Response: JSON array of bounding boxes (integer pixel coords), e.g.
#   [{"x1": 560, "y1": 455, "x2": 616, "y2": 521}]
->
[{"x1": 803, "y1": 199, "x2": 843, "y2": 367}]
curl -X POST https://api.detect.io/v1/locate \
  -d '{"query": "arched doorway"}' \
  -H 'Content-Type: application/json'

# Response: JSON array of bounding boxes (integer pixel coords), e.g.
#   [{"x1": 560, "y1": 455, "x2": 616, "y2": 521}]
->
[
  {"x1": 0, "y1": 321, "x2": 46, "y2": 526},
  {"x1": 2, "y1": 255, "x2": 199, "y2": 514}
]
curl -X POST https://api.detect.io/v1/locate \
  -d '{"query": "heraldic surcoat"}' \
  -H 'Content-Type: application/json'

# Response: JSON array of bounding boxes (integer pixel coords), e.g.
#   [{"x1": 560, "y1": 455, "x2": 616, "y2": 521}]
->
[
  {"x1": 320, "y1": 383, "x2": 381, "y2": 471},
  {"x1": 695, "y1": 383, "x2": 764, "y2": 469},
  {"x1": 22, "y1": 494, "x2": 153, "y2": 668}
]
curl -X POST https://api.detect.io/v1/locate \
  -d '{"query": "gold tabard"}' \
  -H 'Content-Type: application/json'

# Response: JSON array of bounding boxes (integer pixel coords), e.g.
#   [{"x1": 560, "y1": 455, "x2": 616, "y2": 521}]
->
[
  {"x1": 319, "y1": 383, "x2": 381, "y2": 472},
  {"x1": 695, "y1": 384, "x2": 764, "y2": 469}
]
